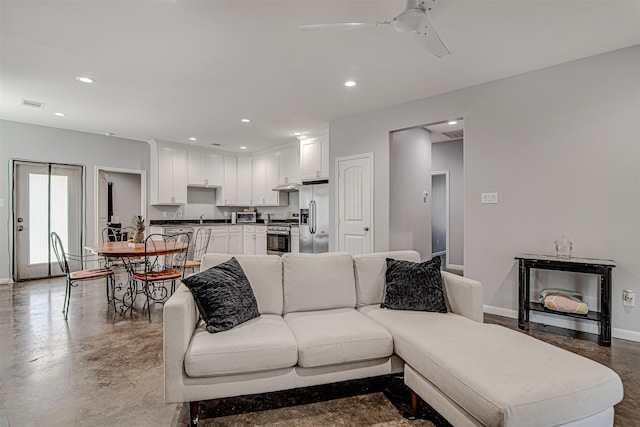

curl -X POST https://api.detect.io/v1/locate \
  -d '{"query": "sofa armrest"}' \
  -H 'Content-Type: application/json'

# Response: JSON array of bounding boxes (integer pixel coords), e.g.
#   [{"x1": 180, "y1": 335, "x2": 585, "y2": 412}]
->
[
  {"x1": 441, "y1": 271, "x2": 484, "y2": 323},
  {"x1": 163, "y1": 283, "x2": 199, "y2": 403}
]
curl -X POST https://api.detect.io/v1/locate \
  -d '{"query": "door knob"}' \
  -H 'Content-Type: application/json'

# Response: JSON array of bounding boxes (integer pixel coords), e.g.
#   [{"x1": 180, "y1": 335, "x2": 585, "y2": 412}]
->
[{"x1": 363, "y1": 226, "x2": 369, "y2": 231}]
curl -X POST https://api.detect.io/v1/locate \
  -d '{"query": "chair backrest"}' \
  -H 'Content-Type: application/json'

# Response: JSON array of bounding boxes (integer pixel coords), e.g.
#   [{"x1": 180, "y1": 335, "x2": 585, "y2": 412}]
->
[
  {"x1": 101, "y1": 226, "x2": 132, "y2": 242},
  {"x1": 121, "y1": 226, "x2": 137, "y2": 242},
  {"x1": 192, "y1": 228, "x2": 212, "y2": 261},
  {"x1": 143, "y1": 233, "x2": 190, "y2": 276},
  {"x1": 50, "y1": 231, "x2": 70, "y2": 275}
]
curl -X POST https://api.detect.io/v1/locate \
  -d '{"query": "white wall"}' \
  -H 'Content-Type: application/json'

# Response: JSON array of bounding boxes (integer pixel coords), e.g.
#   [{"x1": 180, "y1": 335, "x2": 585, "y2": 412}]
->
[
  {"x1": 330, "y1": 46, "x2": 640, "y2": 334},
  {"x1": 0, "y1": 120, "x2": 149, "y2": 281},
  {"x1": 432, "y1": 139, "x2": 464, "y2": 266}
]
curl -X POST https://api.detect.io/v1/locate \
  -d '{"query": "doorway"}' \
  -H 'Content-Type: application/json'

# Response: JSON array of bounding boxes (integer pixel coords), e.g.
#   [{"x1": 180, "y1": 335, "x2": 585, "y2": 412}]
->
[
  {"x1": 389, "y1": 119, "x2": 464, "y2": 268},
  {"x1": 94, "y1": 166, "x2": 146, "y2": 245},
  {"x1": 13, "y1": 160, "x2": 84, "y2": 281}
]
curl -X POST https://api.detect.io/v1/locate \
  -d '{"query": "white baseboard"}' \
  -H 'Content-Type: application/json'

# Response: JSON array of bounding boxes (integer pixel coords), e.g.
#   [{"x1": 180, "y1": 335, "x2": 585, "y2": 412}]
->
[
  {"x1": 483, "y1": 304, "x2": 640, "y2": 343},
  {"x1": 0, "y1": 278, "x2": 10, "y2": 285}
]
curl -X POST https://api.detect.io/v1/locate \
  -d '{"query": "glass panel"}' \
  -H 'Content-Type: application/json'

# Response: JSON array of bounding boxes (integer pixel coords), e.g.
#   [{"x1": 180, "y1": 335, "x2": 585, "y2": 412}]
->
[
  {"x1": 28, "y1": 173, "x2": 69, "y2": 265},
  {"x1": 50, "y1": 175, "x2": 69, "y2": 254},
  {"x1": 28, "y1": 174, "x2": 49, "y2": 265}
]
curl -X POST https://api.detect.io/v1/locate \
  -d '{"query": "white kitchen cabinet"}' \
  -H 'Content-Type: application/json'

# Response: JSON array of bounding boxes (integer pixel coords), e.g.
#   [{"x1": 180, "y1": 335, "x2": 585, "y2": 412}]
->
[
  {"x1": 290, "y1": 226, "x2": 300, "y2": 253},
  {"x1": 150, "y1": 141, "x2": 188, "y2": 205},
  {"x1": 217, "y1": 156, "x2": 237, "y2": 206},
  {"x1": 242, "y1": 225, "x2": 266, "y2": 254},
  {"x1": 209, "y1": 227, "x2": 229, "y2": 254},
  {"x1": 188, "y1": 151, "x2": 223, "y2": 187},
  {"x1": 252, "y1": 151, "x2": 286, "y2": 206},
  {"x1": 228, "y1": 225, "x2": 243, "y2": 254},
  {"x1": 300, "y1": 135, "x2": 329, "y2": 182},
  {"x1": 278, "y1": 144, "x2": 300, "y2": 186},
  {"x1": 236, "y1": 157, "x2": 253, "y2": 206},
  {"x1": 255, "y1": 225, "x2": 267, "y2": 255},
  {"x1": 242, "y1": 225, "x2": 256, "y2": 255}
]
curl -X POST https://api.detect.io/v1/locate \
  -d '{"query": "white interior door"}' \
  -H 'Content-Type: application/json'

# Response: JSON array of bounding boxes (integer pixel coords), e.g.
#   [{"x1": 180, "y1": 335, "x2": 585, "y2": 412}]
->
[
  {"x1": 14, "y1": 161, "x2": 83, "y2": 280},
  {"x1": 337, "y1": 153, "x2": 373, "y2": 254}
]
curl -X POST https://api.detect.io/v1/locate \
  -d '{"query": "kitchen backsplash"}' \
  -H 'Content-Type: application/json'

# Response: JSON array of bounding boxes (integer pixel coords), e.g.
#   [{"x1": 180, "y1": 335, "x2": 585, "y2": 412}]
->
[{"x1": 147, "y1": 187, "x2": 299, "y2": 221}]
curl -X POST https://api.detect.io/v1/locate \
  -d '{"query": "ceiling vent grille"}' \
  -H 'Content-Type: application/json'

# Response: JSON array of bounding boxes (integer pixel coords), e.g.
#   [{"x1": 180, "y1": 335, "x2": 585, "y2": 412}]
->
[
  {"x1": 442, "y1": 129, "x2": 463, "y2": 139},
  {"x1": 20, "y1": 98, "x2": 45, "y2": 109}
]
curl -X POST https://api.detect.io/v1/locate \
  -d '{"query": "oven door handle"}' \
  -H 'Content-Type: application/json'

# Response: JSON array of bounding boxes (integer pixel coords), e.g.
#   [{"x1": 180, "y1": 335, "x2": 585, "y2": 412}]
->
[{"x1": 309, "y1": 200, "x2": 316, "y2": 234}]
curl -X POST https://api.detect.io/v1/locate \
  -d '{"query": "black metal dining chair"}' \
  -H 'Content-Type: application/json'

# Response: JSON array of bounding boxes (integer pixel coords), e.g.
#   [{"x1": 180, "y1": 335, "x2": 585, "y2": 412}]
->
[
  {"x1": 175, "y1": 227, "x2": 211, "y2": 274},
  {"x1": 131, "y1": 233, "x2": 190, "y2": 321},
  {"x1": 51, "y1": 231, "x2": 115, "y2": 320}
]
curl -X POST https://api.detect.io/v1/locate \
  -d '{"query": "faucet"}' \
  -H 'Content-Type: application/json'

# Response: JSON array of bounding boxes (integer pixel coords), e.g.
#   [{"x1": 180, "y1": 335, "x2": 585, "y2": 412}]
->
[{"x1": 199, "y1": 213, "x2": 205, "y2": 224}]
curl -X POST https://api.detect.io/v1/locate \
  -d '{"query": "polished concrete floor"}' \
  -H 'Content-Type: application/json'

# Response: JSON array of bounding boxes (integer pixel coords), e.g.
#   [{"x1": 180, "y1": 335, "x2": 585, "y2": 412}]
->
[{"x1": 1, "y1": 275, "x2": 639, "y2": 426}]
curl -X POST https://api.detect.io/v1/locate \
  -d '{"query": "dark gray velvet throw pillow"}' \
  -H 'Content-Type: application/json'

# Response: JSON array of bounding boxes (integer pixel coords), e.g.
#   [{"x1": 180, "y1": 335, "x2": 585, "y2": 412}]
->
[
  {"x1": 381, "y1": 256, "x2": 447, "y2": 313},
  {"x1": 182, "y1": 257, "x2": 260, "y2": 333}
]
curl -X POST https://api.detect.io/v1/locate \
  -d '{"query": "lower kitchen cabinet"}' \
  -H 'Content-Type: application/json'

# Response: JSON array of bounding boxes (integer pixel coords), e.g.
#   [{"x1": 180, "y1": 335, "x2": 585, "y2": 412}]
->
[
  {"x1": 243, "y1": 225, "x2": 256, "y2": 255},
  {"x1": 209, "y1": 227, "x2": 229, "y2": 254},
  {"x1": 255, "y1": 225, "x2": 267, "y2": 255},
  {"x1": 228, "y1": 226, "x2": 243, "y2": 254}
]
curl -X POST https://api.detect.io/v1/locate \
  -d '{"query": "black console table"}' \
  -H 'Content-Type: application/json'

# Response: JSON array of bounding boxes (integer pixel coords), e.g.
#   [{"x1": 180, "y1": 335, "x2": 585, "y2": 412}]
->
[{"x1": 516, "y1": 254, "x2": 615, "y2": 347}]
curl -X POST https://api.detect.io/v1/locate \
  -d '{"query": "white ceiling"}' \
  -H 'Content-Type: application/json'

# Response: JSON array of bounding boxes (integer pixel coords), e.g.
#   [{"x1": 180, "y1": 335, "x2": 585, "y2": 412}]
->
[{"x1": 1, "y1": 1, "x2": 639, "y2": 152}]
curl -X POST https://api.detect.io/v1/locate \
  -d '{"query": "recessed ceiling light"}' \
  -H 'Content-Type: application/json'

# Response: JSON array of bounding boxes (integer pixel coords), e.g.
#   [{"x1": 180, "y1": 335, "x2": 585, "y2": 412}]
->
[
  {"x1": 189, "y1": 137, "x2": 197, "y2": 141},
  {"x1": 105, "y1": 132, "x2": 115, "y2": 136},
  {"x1": 241, "y1": 118, "x2": 250, "y2": 123},
  {"x1": 447, "y1": 120, "x2": 458, "y2": 125},
  {"x1": 76, "y1": 76, "x2": 95, "y2": 84},
  {"x1": 344, "y1": 80, "x2": 357, "y2": 87},
  {"x1": 294, "y1": 132, "x2": 302, "y2": 136},
  {"x1": 53, "y1": 112, "x2": 66, "y2": 117},
  {"x1": 240, "y1": 146, "x2": 247, "y2": 150}
]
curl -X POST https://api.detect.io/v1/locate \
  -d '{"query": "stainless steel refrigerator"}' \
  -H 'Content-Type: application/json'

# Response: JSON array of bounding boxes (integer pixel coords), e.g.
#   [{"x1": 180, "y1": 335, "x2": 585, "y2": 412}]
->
[{"x1": 299, "y1": 183, "x2": 329, "y2": 253}]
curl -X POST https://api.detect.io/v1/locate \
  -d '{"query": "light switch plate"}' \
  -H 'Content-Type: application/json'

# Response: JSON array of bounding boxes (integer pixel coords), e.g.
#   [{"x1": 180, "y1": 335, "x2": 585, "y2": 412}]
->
[{"x1": 481, "y1": 192, "x2": 498, "y2": 204}]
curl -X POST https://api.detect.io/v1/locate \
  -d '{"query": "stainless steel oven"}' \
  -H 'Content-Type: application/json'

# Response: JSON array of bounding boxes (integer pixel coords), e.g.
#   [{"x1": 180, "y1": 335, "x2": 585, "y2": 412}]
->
[{"x1": 266, "y1": 225, "x2": 290, "y2": 256}]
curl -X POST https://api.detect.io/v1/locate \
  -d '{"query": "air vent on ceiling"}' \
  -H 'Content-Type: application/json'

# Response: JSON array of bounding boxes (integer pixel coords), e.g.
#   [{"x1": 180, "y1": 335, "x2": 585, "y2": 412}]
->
[
  {"x1": 442, "y1": 130, "x2": 463, "y2": 139},
  {"x1": 211, "y1": 143, "x2": 222, "y2": 147},
  {"x1": 20, "y1": 98, "x2": 45, "y2": 109}
]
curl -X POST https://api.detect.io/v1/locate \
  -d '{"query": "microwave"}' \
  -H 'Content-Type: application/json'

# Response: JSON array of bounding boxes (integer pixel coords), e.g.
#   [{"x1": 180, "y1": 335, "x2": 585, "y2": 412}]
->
[{"x1": 236, "y1": 211, "x2": 257, "y2": 223}]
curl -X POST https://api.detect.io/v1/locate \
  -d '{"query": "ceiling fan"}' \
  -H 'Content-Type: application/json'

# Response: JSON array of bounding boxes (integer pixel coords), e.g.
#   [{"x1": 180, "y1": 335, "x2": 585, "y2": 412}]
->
[{"x1": 299, "y1": 0, "x2": 450, "y2": 58}]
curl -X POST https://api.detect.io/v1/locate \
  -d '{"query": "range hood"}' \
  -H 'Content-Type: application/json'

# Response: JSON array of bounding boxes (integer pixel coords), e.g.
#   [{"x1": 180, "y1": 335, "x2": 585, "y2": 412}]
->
[{"x1": 272, "y1": 182, "x2": 299, "y2": 192}]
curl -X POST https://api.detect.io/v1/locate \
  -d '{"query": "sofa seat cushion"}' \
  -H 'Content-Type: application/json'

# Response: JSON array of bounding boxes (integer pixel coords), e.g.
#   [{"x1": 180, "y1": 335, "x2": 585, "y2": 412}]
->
[
  {"x1": 284, "y1": 308, "x2": 393, "y2": 368},
  {"x1": 185, "y1": 314, "x2": 298, "y2": 377},
  {"x1": 362, "y1": 306, "x2": 623, "y2": 426}
]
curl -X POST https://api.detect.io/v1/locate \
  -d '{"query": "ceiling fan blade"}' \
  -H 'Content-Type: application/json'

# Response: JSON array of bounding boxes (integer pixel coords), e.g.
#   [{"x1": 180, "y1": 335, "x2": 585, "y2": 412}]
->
[
  {"x1": 411, "y1": 16, "x2": 451, "y2": 58},
  {"x1": 299, "y1": 22, "x2": 389, "y2": 31}
]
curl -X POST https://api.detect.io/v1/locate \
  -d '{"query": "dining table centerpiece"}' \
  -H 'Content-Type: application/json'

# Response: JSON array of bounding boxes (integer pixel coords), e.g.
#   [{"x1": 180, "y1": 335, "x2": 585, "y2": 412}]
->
[{"x1": 133, "y1": 215, "x2": 145, "y2": 243}]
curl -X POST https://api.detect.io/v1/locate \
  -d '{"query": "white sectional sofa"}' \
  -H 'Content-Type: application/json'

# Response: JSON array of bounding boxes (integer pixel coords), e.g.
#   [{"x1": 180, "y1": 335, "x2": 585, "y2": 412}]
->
[{"x1": 164, "y1": 251, "x2": 623, "y2": 427}]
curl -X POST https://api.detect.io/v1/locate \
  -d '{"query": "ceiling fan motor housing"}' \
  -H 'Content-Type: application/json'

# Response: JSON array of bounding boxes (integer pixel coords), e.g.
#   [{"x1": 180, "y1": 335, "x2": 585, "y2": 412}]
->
[{"x1": 394, "y1": 9, "x2": 429, "y2": 33}]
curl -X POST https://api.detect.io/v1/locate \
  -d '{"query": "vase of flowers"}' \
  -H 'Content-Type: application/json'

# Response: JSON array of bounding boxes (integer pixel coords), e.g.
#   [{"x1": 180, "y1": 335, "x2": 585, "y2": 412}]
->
[{"x1": 133, "y1": 215, "x2": 145, "y2": 243}]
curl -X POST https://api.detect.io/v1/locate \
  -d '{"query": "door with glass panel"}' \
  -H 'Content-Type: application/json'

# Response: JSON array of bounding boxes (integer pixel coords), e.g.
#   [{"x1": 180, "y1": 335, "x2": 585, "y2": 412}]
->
[{"x1": 14, "y1": 161, "x2": 83, "y2": 281}]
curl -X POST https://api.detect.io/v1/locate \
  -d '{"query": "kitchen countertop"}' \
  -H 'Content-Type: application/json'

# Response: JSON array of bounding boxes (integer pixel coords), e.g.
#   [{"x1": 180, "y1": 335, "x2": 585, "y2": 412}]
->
[{"x1": 149, "y1": 219, "x2": 300, "y2": 227}]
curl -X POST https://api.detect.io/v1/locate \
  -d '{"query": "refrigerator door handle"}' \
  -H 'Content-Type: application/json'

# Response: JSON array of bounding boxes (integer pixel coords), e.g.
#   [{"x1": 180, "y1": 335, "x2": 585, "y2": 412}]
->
[{"x1": 310, "y1": 200, "x2": 316, "y2": 234}]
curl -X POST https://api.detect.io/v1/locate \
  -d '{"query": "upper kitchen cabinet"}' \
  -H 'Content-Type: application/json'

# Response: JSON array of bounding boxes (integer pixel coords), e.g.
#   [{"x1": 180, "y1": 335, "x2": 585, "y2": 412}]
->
[
  {"x1": 236, "y1": 156, "x2": 253, "y2": 206},
  {"x1": 149, "y1": 140, "x2": 187, "y2": 205},
  {"x1": 278, "y1": 144, "x2": 300, "y2": 186},
  {"x1": 216, "y1": 155, "x2": 237, "y2": 206},
  {"x1": 253, "y1": 151, "x2": 287, "y2": 206},
  {"x1": 300, "y1": 135, "x2": 329, "y2": 182},
  {"x1": 188, "y1": 151, "x2": 223, "y2": 187}
]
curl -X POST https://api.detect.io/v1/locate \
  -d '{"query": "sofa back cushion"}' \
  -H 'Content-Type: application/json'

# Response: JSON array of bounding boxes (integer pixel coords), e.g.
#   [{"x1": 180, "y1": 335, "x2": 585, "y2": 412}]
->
[
  {"x1": 282, "y1": 252, "x2": 356, "y2": 313},
  {"x1": 200, "y1": 254, "x2": 283, "y2": 315},
  {"x1": 353, "y1": 250, "x2": 421, "y2": 308}
]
